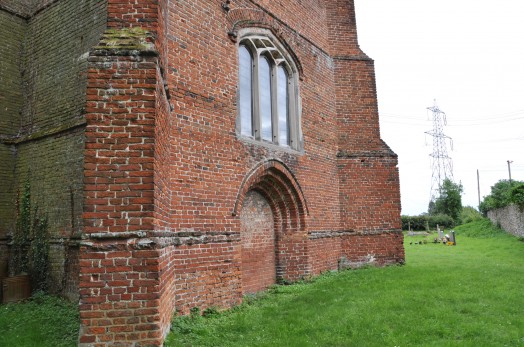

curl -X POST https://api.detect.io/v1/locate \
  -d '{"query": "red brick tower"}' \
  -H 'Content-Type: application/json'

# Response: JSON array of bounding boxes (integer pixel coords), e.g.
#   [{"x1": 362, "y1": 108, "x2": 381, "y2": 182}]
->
[{"x1": 77, "y1": 1, "x2": 404, "y2": 345}]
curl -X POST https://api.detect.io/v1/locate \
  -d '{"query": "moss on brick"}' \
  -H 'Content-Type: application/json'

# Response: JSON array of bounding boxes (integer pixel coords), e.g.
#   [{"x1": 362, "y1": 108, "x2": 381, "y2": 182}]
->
[{"x1": 97, "y1": 27, "x2": 154, "y2": 50}]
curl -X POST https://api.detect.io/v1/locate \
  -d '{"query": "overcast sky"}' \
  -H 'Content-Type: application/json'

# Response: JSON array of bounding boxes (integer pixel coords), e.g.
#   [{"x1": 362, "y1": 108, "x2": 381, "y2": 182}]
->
[{"x1": 354, "y1": 0, "x2": 524, "y2": 215}]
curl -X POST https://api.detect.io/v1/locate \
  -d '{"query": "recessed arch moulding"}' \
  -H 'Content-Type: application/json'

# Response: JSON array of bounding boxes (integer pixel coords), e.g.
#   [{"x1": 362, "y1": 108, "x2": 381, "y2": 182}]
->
[{"x1": 234, "y1": 159, "x2": 310, "y2": 284}]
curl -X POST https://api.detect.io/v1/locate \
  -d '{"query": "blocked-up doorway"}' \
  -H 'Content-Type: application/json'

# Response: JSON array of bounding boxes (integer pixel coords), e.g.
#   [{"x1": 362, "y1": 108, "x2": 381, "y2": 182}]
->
[{"x1": 240, "y1": 190, "x2": 276, "y2": 294}]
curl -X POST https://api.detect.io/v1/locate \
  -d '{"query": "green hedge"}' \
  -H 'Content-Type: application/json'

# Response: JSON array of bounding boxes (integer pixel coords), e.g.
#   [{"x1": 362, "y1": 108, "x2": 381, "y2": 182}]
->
[
  {"x1": 402, "y1": 214, "x2": 455, "y2": 231},
  {"x1": 510, "y1": 183, "x2": 524, "y2": 209}
]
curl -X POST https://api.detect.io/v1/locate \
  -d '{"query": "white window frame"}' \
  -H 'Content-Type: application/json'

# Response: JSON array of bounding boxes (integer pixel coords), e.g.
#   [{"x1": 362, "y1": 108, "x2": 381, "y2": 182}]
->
[{"x1": 237, "y1": 29, "x2": 302, "y2": 151}]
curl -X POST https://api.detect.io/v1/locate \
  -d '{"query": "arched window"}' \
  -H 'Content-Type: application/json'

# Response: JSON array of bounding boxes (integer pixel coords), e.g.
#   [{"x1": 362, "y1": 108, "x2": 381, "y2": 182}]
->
[{"x1": 237, "y1": 31, "x2": 301, "y2": 150}]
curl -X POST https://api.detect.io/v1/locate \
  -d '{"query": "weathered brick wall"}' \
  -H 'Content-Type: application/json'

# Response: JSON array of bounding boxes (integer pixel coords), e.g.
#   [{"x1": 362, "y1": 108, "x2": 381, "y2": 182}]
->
[
  {"x1": 240, "y1": 190, "x2": 276, "y2": 294},
  {"x1": 0, "y1": 10, "x2": 24, "y2": 136},
  {"x1": 79, "y1": 25, "x2": 165, "y2": 344},
  {"x1": 0, "y1": 145, "x2": 16, "y2": 236},
  {"x1": 250, "y1": 0, "x2": 329, "y2": 50},
  {"x1": 309, "y1": 231, "x2": 404, "y2": 275},
  {"x1": 0, "y1": 10, "x2": 25, "y2": 236},
  {"x1": 15, "y1": 129, "x2": 85, "y2": 293},
  {"x1": 21, "y1": 0, "x2": 107, "y2": 133},
  {"x1": 0, "y1": 0, "x2": 63, "y2": 17},
  {"x1": 337, "y1": 156, "x2": 402, "y2": 232},
  {"x1": 341, "y1": 233, "x2": 405, "y2": 266},
  {"x1": 488, "y1": 205, "x2": 524, "y2": 238},
  {"x1": 308, "y1": 236, "x2": 343, "y2": 275},
  {"x1": 0, "y1": 0, "x2": 33, "y2": 17},
  {"x1": 325, "y1": 1, "x2": 401, "y2": 243},
  {"x1": 18, "y1": 0, "x2": 106, "y2": 296},
  {"x1": 31, "y1": 0, "x2": 59, "y2": 13},
  {"x1": 325, "y1": 0, "x2": 361, "y2": 57},
  {"x1": 157, "y1": 243, "x2": 177, "y2": 340},
  {"x1": 171, "y1": 235, "x2": 242, "y2": 315},
  {"x1": 14, "y1": 0, "x2": 404, "y2": 345},
  {"x1": 83, "y1": 47, "x2": 157, "y2": 236},
  {"x1": 166, "y1": 0, "x2": 343, "y2": 236},
  {"x1": 78, "y1": 241, "x2": 164, "y2": 346},
  {"x1": 15, "y1": 129, "x2": 85, "y2": 237},
  {"x1": 153, "y1": 0, "x2": 172, "y2": 233},
  {"x1": 107, "y1": 0, "x2": 158, "y2": 30},
  {"x1": 0, "y1": 0, "x2": 107, "y2": 297}
]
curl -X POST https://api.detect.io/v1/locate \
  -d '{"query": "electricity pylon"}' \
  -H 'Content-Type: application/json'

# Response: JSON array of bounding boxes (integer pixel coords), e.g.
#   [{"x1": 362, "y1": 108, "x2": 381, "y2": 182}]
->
[{"x1": 425, "y1": 100, "x2": 454, "y2": 203}]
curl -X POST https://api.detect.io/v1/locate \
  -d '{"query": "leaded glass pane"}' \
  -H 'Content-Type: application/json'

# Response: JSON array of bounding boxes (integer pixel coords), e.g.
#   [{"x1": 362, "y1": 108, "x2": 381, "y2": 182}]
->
[
  {"x1": 239, "y1": 46, "x2": 253, "y2": 137},
  {"x1": 277, "y1": 66, "x2": 289, "y2": 146},
  {"x1": 259, "y1": 56, "x2": 272, "y2": 141}
]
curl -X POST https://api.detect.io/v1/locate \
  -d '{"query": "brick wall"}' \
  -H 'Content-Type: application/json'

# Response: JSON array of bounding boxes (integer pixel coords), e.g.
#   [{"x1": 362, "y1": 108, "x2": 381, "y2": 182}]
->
[
  {"x1": 14, "y1": 129, "x2": 86, "y2": 293},
  {"x1": 0, "y1": 0, "x2": 107, "y2": 296},
  {"x1": 0, "y1": 10, "x2": 24, "y2": 235},
  {"x1": 79, "y1": 25, "x2": 166, "y2": 344},
  {"x1": 171, "y1": 235, "x2": 242, "y2": 315},
  {"x1": 0, "y1": 10, "x2": 24, "y2": 136},
  {"x1": 0, "y1": 0, "x2": 66, "y2": 18},
  {"x1": 2, "y1": 0, "x2": 405, "y2": 345},
  {"x1": 107, "y1": 0, "x2": 158, "y2": 30},
  {"x1": 240, "y1": 190, "x2": 276, "y2": 294},
  {"x1": 337, "y1": 155, "x2": 402, "y2": 232},
  {"x1": 78, "y1": 241, "x2": 164, "y2": 346},
  {"x1": 83, "y1": 49, "x2": 157, "y2": 236},
  {"x1": 251, "y1": 0, "x2": 330, "y2": 50},
  {"x1": 21, "y1": 0, "x2": 107, "y2": 133},
  {"x1": 0, "y1": 0, "x2": 33, "y2": 17},
  {"x1": 341, "y1": 233, "x2": 405, "y2": 266},
  {"x1": 308, "y1": 236, "x2": 342, "y2": 275},
  {"x1": 0, "y1": 145, "x2": 15, "y2": 236}
]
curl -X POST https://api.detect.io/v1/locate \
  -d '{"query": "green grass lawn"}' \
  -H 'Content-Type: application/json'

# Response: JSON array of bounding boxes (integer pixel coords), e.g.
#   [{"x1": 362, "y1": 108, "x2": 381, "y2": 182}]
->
[
  {"x1": 1, "y1": 220, "x2": 522, "y2": 346},
  {"x1": 0, "y1": 293, "x2": 79, "y2": 347},
  {"x1": 166, "y1": 220, "x2": 524, "y2": 346}
]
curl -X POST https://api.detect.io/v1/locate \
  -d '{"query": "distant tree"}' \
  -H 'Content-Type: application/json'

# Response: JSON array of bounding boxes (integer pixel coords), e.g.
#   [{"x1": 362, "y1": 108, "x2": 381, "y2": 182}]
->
[
  {"x1": 460, "y1": 206, "x2": 483, "y2": 224},
  {"x1": 480, "y1": 179, "x2": 524, "y2": 214},
  {"x1": 427, "y1": 200, "x2": 437, "y2": 215},
  {"x1": 431, "y1": 178, "x2": 463, "y2": 222},
  {"x1": 509, "y1": 183, "x2": 524, "y2": 209}
]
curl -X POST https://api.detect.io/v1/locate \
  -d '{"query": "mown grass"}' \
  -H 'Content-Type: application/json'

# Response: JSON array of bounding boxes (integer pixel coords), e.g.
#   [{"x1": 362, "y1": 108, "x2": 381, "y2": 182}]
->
[
  {"x1": 0, "y1": 293, "x2": 79, "y2": 347},
  {"x1": 166, "y1": 220, "x2": 524, "y2": 346}
]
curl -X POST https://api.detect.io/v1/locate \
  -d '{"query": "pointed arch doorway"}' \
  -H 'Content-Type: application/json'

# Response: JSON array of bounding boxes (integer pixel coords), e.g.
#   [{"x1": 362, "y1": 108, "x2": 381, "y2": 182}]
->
[{"x1": 235, "y1": 160, "x2": 310, "y2": 295}]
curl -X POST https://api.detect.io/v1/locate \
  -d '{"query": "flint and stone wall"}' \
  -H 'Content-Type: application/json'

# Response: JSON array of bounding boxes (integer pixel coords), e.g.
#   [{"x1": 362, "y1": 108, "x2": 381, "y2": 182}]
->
[{"x1": 488, "y1": 205, "x2": 524, "y2": 238}]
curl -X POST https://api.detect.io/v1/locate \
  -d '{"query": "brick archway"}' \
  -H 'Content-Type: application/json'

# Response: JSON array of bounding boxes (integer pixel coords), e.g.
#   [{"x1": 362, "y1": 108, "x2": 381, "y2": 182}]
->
[{"x1": 235, "y1": 159, "x2": 310, "y2": 283}]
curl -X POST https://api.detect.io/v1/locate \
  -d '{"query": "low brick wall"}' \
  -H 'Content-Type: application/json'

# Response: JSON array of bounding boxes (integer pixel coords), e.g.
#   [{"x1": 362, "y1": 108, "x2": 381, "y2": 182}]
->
[{"x1": 488, "y1": 204, "x2": 524, "y2": 238}]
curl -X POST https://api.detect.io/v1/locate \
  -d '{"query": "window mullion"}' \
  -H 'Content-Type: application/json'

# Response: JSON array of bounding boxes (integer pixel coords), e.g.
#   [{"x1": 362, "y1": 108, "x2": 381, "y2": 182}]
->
[
  {"x1": 271, "y1": 64, "x2": 279, "y2": 144},
  {"x1": 253, "y1": 51, "x2": 260, "y2": 140},
  {"x1": 289, "y1": 76, "x2": 296, "y2": 148}
]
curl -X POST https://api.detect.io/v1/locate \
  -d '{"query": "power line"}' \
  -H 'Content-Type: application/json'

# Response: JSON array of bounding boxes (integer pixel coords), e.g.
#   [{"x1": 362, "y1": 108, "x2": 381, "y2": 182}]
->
[{"x1": 382, "y1": 108, "x2": 524, "y2": 121}]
